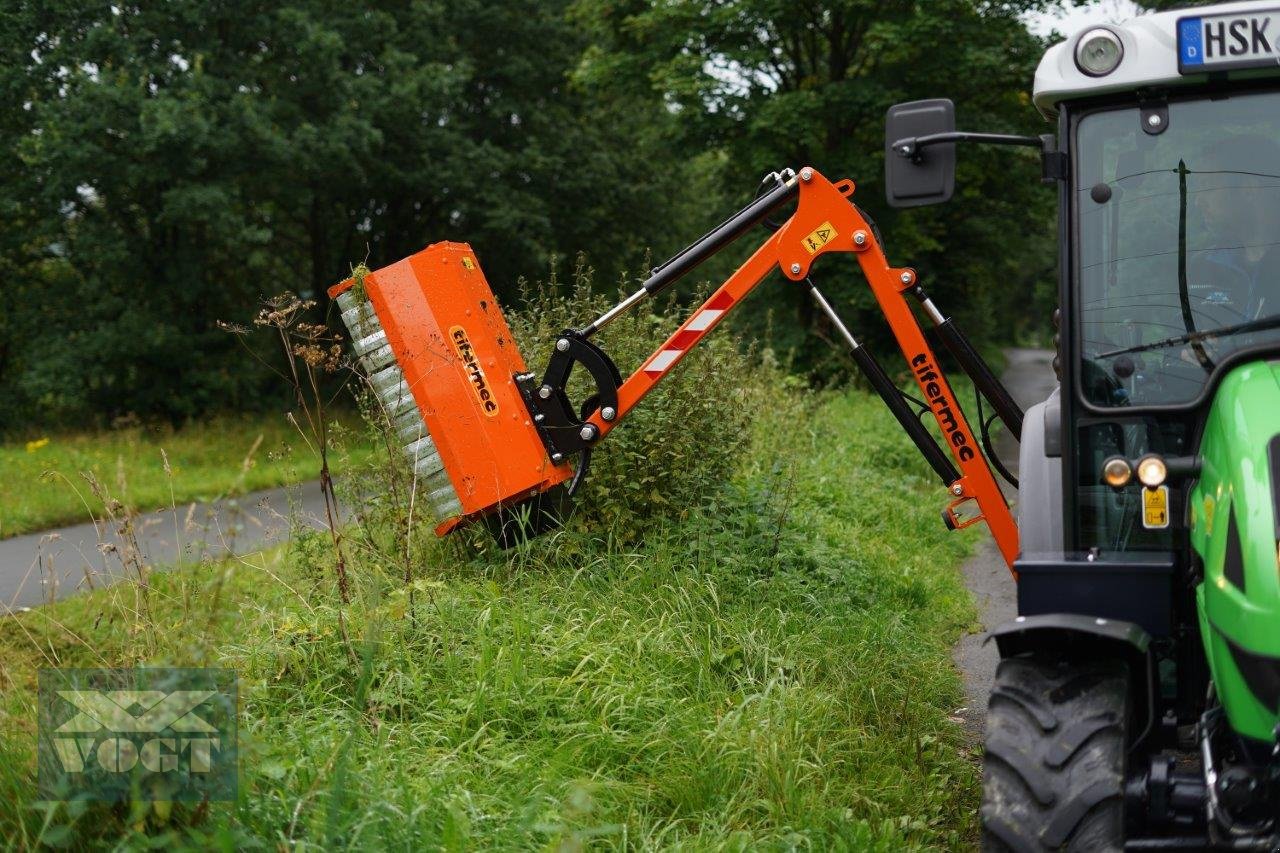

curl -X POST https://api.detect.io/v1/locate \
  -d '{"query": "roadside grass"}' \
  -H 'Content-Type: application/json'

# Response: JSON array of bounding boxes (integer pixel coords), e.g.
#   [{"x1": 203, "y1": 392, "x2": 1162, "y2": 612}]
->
[
  {"x1": 0, "y1": 383, "x2": 983, "y2": 850},
  {"x1": 0, "y1": 413, "x2": 377, "y2": 539}
]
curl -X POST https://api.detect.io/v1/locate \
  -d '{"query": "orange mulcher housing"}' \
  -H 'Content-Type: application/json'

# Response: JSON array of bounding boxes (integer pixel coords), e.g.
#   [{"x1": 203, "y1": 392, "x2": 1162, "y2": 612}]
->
[
  {"x1": 333, "y1": 168, "x2": 1024, "y2": 568},
  {"x1": 328, "y1": 242, "x2": 571, "y2": 536}
]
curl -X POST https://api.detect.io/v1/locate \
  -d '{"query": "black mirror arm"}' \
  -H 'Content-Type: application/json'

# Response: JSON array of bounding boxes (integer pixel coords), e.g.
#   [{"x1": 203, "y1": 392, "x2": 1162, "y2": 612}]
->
[
  {"x1": 891, "y1": 132, "x2": 1066, "y2": 182},
  {"x1": 891, "y1": 131, "x2": 1042, "y2": 158}
]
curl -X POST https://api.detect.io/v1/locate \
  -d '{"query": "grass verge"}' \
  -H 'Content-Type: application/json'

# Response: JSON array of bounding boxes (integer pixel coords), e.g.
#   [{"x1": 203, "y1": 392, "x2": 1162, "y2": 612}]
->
[
  {"x1": 0, "y1": 381, "x2": 983, "y2": 850},
  {"x1": 0, "y1": 413, "x2": 376, "y2": 539}
]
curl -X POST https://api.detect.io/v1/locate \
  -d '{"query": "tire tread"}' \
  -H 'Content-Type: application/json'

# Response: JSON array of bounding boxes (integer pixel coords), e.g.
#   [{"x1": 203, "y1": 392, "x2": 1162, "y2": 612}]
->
[{"x1": 980, "y1": 656, "x2": 1128, "y2": 852}]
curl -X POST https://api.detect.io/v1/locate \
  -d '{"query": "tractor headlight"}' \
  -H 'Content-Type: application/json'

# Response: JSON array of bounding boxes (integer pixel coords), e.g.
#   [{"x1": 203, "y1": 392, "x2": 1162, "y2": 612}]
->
[
  {"x1": 1075, "y1": 28, "x2": 1124, "y2": 77},
  {"x1": 1136, "y1": 455, "x2": 1167, "y2": 489},
  {"x1": 1102, "y1": 456, "x2": 1133, "y2": 489}
]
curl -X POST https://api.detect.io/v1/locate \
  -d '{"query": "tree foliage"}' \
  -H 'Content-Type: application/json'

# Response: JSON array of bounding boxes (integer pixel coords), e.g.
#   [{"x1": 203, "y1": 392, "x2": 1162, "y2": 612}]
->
[
  {"x1": 572, "y1": 0, "x2": 1060, "y2": 377},
  {"x1": 0, "y1": 0, "x2": 1061, "y2": 428},
  {"x1": 0, "y1": 0, "x2": 707, "y2": 427}
]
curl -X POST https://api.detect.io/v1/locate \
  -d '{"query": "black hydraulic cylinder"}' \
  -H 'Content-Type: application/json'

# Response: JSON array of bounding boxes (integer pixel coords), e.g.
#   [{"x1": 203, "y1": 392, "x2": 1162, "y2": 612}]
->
[
  {"x1": 642, "y1": 177, "x2": 799, "y2": 296},
  {"x1": 807, "y1": 283, "x2": 959, "y2": 487},
  {"x1": 932, "y1": 317, "x2": 1024, "y2": 439},
  {"x1": 848, "y1": 341, "x2": 960, "y2": 487}
]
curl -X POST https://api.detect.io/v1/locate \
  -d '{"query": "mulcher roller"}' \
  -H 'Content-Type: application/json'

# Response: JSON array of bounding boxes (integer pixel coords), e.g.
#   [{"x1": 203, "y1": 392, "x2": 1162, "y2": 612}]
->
[
  {"x1": 329, "y1": 241, "x2": 572, "y2": 538},
  {"x1": 335, "y1": 287, "x2": 461, "y2": 523}
]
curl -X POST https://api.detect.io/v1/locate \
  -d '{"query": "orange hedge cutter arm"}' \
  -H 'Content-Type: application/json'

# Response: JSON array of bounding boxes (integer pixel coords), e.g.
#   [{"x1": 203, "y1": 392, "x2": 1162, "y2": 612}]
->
[{"x1": 517, "y1": 167, "x2": 1020, "y2": 571}]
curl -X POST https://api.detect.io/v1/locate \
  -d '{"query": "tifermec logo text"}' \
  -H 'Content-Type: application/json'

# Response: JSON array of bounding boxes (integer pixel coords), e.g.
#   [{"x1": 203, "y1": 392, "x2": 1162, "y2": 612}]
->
[{"x1": 38, "y1": 668, "x2": 237, "y2": 801}]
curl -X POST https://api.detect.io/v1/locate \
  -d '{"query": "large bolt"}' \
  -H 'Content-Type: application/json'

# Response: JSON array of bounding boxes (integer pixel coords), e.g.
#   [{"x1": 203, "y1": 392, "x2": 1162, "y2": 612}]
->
[
  {"x1": 1147, "y1": 113, "x2": 1161, "y2": 128},
  {"x1": 853, "y1": 231, "x2": 867, "y2": 246},
  {"x1": 900, "y1": 271, "x2": 914, "y2": 285},
  {"x1": 556, "y1": 338, "x2": 570, "y2": 352},
  {"x1": 790, "y1": 263, "x2": 802, "y2": 275},
  {"x1": 951, "y1": 484, "x2": 963, "y2": 496},
  {"x1": 601, "y1": 406, "x2": 616, "y2": 422},
  {"x1": 551, "y1": 452, "x2": 564, "y2": 463},
  {"x1": 800, "y1": 167, "x2": 813, "y2": 182},
  {"x1": 538, "y1": 385, "x2": 553, "y2": 399},
  {"x1": 534, "y1": 413, "x2": 545, "y2": 423},
  {"x1": 579, "y1": 424, "x2": 597, "y2": 442}
]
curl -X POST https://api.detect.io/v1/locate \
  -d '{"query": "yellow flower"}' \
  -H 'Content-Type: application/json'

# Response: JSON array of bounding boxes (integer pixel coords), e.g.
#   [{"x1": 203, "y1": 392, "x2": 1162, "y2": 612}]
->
[{"x1": 25, "y1": 438, "x2": 49, "y2": 453}]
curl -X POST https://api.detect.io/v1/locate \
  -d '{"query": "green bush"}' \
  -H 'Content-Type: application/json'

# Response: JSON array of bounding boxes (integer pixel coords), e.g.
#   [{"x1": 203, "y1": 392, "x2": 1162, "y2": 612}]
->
[
  {"x1": 328, "y1": 258, "x2": 783, "y2": 568},
  {"x1": 506, "y1": 260, "x2": 771, "y2": 541}
]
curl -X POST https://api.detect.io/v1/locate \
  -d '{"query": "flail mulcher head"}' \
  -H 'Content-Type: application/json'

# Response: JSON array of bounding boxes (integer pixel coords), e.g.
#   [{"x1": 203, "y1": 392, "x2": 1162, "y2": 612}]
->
[
  {"x1": 332, "y1": 167, "x2": 1021, "y2": 567},
  {"x1": 329, "y1": 242, "x2": 572, "y2": 545}
]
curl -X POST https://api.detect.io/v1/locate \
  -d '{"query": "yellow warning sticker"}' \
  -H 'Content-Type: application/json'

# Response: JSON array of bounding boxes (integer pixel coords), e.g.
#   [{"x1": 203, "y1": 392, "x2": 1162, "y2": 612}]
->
[
  {"x1": 461, "y1": 256, "x2": 475, "y2": 270},
  {"x1": 1142, "y1": 485, "x2": 1170, "y2": 529},
  {"x1": 802, "y1": 221, "x2": 838, "y2": 254}
]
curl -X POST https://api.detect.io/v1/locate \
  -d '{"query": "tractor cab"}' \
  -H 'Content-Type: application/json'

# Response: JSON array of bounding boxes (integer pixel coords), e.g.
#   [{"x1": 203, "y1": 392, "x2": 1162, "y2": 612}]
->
[{"x1": 887, "y1": 2, "x2": 1280, "y2": 847}]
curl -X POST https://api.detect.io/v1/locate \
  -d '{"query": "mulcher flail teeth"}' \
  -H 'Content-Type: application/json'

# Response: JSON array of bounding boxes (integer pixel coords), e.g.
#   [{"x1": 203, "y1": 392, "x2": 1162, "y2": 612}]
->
[
  {"x1": 329, "y1": 241, "x2": 573, "y2": 539},
  {"x1": 335, "y1": 286, "x2": 464, "y2": 523}
]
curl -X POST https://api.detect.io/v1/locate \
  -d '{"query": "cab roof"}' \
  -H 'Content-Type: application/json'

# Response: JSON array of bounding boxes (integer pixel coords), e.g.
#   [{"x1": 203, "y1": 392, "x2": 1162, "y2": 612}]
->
[{"x1": 1032, "y1": 1, "x2": 1280, "y2": 117}]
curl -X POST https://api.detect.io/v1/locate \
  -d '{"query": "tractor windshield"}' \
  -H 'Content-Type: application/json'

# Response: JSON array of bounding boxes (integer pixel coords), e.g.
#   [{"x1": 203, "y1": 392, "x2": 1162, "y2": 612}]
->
[{"x1": 1075, "y1": 90, "x2": 1280, "y2": 407}]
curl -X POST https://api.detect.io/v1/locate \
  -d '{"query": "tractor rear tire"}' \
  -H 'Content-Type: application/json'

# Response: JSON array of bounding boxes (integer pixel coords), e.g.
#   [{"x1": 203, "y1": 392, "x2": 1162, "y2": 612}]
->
[{"x1": 980, "y1": 655, "x2": 1130, "y2": 852}]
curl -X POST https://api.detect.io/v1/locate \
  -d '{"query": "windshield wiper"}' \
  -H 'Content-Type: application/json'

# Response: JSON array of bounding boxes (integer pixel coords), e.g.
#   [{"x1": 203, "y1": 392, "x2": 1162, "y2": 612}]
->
[
  {"x1": 1176, "y1": 159, "x2": 1213, "y2": 371},
  {"x1": 1097, "y1": 313, "x2": 1280, "y2": 359}
]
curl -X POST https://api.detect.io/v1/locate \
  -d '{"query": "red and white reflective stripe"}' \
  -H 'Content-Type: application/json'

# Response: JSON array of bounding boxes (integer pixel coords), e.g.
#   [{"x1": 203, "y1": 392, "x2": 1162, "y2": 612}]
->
[
  {"x1": 645, "y1": 349, "x2": 681, "y2": 374},
  {"x1": 643, "y1": 292, "x2": 734, "y2": 376},
  {"x1": 686, "y1": 308, "x2": 723, "y2": 331}
]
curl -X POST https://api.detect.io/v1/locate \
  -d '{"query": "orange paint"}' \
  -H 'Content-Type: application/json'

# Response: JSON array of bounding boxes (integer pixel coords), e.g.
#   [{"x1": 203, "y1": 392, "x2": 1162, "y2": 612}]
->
[
  {"x1": 330, "y1": 173, "x2": 1019, "y2": 569},
  {"x1": 329, "y1": 242, "x2": 571, "y2": 534},
  {"x1": 587, "y1": 170, "x2": 1020, "y2": 571}
]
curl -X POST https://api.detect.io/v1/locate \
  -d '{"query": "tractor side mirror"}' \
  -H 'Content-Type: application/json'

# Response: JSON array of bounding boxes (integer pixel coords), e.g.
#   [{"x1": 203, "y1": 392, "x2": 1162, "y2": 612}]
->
[{"x1": 884, "y1": 98, "x2": 956, "y2": 208}]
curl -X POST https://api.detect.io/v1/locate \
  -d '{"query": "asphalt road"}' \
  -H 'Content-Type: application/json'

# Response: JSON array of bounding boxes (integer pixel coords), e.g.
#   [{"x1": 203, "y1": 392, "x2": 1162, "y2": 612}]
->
[
  {"x1": 0, "y1": 480, "x2": 335, "y2": 612},
  {"x1": 951, "y1": 347, "x2": 1058, "y2": 739},
  {"x1": 3, "y1": 348, "x2": 1058, "y2": 661}
]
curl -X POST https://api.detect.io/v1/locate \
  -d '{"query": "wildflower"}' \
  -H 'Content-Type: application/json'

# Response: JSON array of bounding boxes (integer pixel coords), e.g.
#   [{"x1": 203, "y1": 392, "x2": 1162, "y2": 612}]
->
[{"x1": 25, "y1": 437, "x2": 49, "y2": 453}]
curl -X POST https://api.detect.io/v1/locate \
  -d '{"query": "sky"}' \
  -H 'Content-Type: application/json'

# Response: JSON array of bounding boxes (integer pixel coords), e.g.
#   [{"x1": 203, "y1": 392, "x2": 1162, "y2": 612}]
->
[{"x1": 1023, "y1": 0, "x2": 1146, "y2": 38}]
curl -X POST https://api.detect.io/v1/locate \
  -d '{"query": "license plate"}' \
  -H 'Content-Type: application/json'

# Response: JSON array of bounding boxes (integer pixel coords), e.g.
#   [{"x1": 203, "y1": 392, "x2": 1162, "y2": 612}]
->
[{"x1": 1179, "y1": 8, "x2": 1280, "y2": 73}]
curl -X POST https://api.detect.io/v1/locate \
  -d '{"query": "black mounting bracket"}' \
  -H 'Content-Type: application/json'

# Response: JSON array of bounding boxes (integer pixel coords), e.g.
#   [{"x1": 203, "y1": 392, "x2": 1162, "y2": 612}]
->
[{"x1": 516, "y1": 329, "x2": 622, "y2": 466}]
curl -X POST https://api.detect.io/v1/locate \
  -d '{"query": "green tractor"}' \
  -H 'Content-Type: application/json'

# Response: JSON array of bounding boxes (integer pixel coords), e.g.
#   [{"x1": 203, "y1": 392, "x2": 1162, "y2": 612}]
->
[{"x1": 886, "y1": 2, "x2": 1280, "y2": 848}]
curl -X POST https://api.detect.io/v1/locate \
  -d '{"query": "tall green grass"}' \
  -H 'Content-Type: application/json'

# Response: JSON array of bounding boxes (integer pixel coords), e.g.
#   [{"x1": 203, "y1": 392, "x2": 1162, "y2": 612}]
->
[
  {"x1": 0, "y1": 383, "x2": 981, "y2": 850},
  {"x1": 0, "y1": 274, "x2": 988, "y2": 849},
  {"x1": 0, "y1": 413, "x2": 376, "y2": 539}
]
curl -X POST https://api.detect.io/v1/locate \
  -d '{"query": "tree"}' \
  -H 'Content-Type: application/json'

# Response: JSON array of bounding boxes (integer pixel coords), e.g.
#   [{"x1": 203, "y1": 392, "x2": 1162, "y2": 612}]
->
[
  {"x1": 0, "y1": 0, "x2": 708, "y2": 428},
  {"x1": 571, "y1": 0, "x2": 1060, "y2": 377}
]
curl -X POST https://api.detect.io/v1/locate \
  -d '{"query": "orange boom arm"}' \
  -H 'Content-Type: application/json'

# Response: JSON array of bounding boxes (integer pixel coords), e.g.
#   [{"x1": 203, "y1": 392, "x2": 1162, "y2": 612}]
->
[
  {"x1": 335, "y1": 166, "x2": 1020, "y2": 565},
  {"x1": 567, "y1": 168, "x2": 1019, "y2": 569}
]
